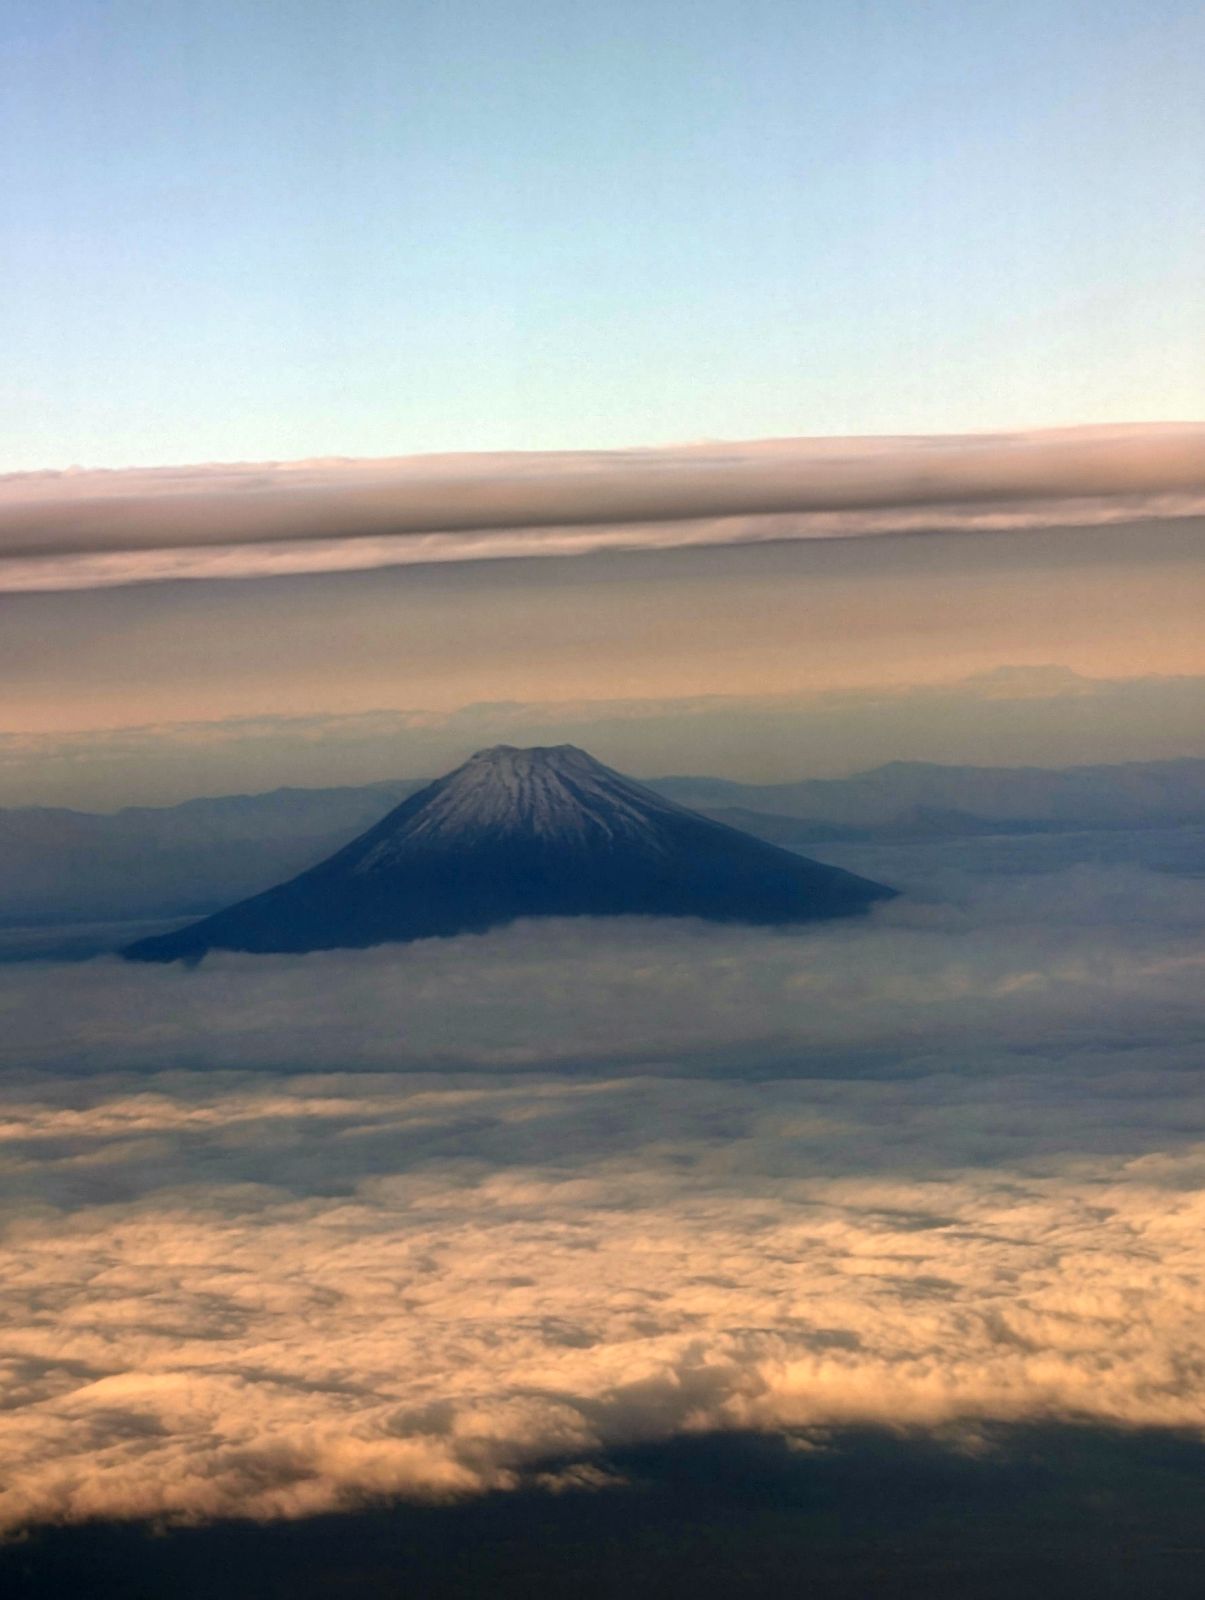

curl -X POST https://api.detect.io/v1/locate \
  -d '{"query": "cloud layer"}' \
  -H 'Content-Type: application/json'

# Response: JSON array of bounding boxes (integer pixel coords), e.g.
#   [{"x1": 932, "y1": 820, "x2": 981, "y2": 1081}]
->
[
  {"x1": 4, "y1": 424, "x2": 1205, "y2": 590},
  {"x1": 1, "y1": 839, "x2": 1204, "y2": 1530}
]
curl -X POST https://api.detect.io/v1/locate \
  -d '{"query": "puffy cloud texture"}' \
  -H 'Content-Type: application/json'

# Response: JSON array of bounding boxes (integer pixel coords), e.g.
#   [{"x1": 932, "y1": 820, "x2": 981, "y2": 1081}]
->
[{"x1": 1, "y1": 839, "x2": 1204, "y2": 1529}]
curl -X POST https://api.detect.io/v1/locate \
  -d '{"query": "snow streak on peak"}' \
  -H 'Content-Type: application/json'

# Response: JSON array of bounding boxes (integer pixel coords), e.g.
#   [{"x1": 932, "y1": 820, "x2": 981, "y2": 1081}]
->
[{"x1": 355, "y1": 745, "x2": 687, "y2": 870}]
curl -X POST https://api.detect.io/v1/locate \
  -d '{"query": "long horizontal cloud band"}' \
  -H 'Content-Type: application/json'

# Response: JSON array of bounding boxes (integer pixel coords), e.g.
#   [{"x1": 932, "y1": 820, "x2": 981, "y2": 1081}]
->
[{"x1": 2, "y1": 426, "x2": 1203, "y2": 585}]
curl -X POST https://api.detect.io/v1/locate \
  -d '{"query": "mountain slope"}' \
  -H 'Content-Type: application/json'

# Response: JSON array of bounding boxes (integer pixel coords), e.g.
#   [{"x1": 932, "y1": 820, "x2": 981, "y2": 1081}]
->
[
  {"x1": 123, "y1": 746, "x2": 895, "y2": 961},
  {"x1": 5, "y1": 755, "x2": 1202, "y2": 932}
]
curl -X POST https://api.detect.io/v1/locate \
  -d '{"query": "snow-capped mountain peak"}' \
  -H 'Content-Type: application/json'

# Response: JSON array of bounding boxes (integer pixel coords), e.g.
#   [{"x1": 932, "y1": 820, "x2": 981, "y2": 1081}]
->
[
  {"x1": 353, "y1": 744, "x2": 685, "y2": 868},
  {"x1": 124, "y1": 743, "x2": 895, "y2": 961}
]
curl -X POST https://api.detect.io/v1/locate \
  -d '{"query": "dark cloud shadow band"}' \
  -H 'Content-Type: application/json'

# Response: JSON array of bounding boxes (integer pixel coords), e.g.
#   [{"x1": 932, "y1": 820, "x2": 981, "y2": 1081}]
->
[{"x1": 3, "y1": 425, "x2": 1203, "y2": 567}]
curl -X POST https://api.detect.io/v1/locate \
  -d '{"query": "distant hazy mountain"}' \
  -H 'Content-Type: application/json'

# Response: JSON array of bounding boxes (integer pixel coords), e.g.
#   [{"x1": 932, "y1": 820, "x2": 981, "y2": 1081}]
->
[
  {"x1": 123, "y1": 746, "x2": 894, "y2": 961},
  {"x1": 0, "y1": 781, "x2": 420, "y2": 924},
  {"x1": 2, "y1": 756, "x2": 1201, "y2": 931},
  {"x1": 654, "y1": 757, "x2": 1205, "y2": 829}
]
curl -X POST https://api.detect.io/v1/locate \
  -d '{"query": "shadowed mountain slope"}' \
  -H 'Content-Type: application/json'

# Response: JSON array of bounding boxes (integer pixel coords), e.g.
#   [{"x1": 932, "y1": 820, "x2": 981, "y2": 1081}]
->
[{"x1": 123, "y1": 745, "x2": 894, "y2": 961}]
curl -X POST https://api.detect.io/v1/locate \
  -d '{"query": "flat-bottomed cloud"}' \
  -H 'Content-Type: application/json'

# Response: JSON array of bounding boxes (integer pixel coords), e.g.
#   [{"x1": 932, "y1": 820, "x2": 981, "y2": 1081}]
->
[{"x1": 5, "y1": 424, "x2": 1205, "y2": 591}]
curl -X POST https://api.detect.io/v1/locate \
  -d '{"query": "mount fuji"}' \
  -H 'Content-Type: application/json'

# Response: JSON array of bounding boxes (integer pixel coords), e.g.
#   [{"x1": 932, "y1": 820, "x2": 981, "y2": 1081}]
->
[{"x1": 122, "y1": 745, "x2": 896, "y2": 961}]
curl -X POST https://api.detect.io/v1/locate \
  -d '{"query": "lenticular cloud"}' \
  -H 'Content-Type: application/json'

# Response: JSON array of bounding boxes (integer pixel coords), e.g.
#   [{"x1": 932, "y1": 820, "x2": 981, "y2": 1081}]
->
[{"x1": 4, "y1": 424, "x2": 1205, "y2": 591}]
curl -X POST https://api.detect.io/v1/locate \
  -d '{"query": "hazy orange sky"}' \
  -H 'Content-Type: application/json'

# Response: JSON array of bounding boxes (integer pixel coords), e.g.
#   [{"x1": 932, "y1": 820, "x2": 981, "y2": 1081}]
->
[{"x1": 3, "y1": 514, "x2": 1203, "y2": 805}]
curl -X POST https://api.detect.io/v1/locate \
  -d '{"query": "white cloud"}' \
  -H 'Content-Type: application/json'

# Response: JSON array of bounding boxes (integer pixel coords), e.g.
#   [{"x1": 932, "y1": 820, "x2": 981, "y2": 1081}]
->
[
  {"x1": 2, "y1": 1098, "x2": 1204, "y2": 1530},
  {"x1": 0, "y1": 854, "x2": 1203, "y2": 1530},
  {"x1": 5, "y1": 862, "x2": 1202, "y2": 1075}
]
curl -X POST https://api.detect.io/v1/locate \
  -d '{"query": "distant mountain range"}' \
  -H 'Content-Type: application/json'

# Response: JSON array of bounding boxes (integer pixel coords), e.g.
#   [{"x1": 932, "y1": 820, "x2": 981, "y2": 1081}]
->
[
  {"x1": 2, "y1": 755, "x2": 1202, "y2": 929},
  {"x1": 655, "y1": 757, "x2": 1205, "y2": 829},
  {"x1": 123, "y1": 746, "x2": 894, "y2": 961}
]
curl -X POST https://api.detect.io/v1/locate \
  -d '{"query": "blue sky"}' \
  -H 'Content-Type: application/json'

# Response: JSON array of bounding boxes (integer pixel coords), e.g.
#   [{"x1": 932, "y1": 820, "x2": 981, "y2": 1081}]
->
[{"x1": 2, "y1": 0, "x2": 1203, "y2": 469}]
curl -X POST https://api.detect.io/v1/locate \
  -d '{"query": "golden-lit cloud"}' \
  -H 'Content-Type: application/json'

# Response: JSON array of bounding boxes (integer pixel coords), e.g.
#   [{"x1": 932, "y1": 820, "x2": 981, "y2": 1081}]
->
[
  {"x1": 1, "y1": 857, "x2": 1204, "y2": 1529},
  {"x1": 2, "y1": 1132, "x2": 1203, "y2": 1529}
]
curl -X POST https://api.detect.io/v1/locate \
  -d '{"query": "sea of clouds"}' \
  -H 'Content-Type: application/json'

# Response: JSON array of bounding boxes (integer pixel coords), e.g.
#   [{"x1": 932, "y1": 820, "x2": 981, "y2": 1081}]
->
[{"x1": 1, "y1": 836, "x2": 1204, "y2": 1530}]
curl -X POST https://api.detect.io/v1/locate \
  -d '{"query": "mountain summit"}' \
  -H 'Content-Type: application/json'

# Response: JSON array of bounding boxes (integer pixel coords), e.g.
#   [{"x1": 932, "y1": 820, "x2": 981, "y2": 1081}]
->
[{"x1": 122, "y1": 745, "x2": 895, "y2": 961}]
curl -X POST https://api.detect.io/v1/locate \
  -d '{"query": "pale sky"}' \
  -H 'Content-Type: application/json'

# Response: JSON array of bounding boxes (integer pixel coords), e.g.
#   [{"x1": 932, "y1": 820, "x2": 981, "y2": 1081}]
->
[
  {"x1": 3, "y1": 0, "x2": 1204, "y2": 470},
  {"x1": 3, "y1": 5, "x2": 1203, "y2": 805}
]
